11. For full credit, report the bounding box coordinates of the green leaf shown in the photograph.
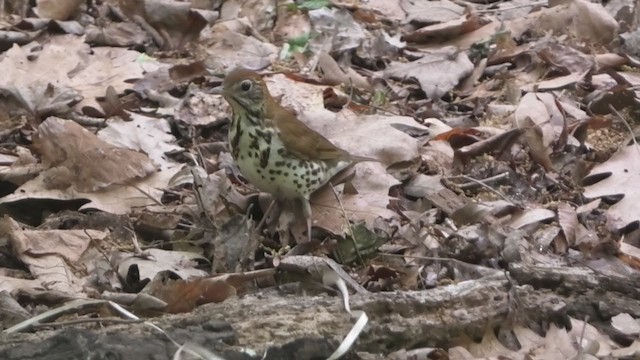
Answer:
[372,89,388,108]
[298,0,331,10]
[332,222,388,265]
[288,33,310,48]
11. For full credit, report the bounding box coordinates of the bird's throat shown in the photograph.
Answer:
[228,102,275,158]
[227,96,264,125]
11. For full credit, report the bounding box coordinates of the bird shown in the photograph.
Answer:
[209,68,373,240]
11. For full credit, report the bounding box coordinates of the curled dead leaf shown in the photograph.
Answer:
[33,117,158,192]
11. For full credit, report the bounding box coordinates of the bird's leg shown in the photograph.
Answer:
[256,198,277,232]
[301,197,313,242]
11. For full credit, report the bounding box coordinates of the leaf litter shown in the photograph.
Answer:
[0,0,639,359]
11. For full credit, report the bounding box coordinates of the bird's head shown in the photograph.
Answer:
[209,68,270,118]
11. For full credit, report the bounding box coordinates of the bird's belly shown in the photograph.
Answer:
[235,152,300,199]
[231,127,329,199]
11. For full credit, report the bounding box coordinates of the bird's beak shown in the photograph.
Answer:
[207,86,223,95]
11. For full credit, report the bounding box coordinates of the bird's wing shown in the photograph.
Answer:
[269,105,348,161]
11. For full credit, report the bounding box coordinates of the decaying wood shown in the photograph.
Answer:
[509,263,640,319]
[0,275,569,359]
[4,263,639,359]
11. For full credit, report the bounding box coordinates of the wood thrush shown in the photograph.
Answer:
[210,68,373,239]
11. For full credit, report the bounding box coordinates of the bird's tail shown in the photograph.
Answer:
[350,155,379,163]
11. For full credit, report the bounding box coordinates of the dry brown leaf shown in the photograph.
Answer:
[0,162,180,214]
[511,326,545,351]
[69,46,148,115]
[506,0,619,45]
[309,183,398,236]
[0,37,84,119]
[447,346,475,360]
[273,2,311,42]
[522,124,555,172]
[400,0,464,24]
[266,73,325,113]
[505,208,556,229]
[456,128,524,160]
[308,8,366,54]
[219,0,276,34]
[85,22,149,47]
[211,213,260,273]
[611,341,640,358]
[203,27,278,71]
[0,35,150,120]
[317,53,372,90]
[567,317,616,358]
[142,269,276,313]
[583,144,640,230]
[115,248,209,286]
[514,94,558,171]
[557,203,578,246]
[32,117,158,192]
[515,93,564,150]
[0,216,108,295]
[611,313,640,336]
[620,242,640,266]
[422,140,455,175]
[617,71,640,99]
[536,41,594,75]
[525,69,591,92]
[97,113,181,167]
[466,327,520,357]
[429,1,617,55]
[118,0,215,50]
[454,321,615,359]
[0,275,43,294]
[404,174,446,198]
[420,21,501,52]
[403,14,489,44]
[532,324,580,359]
[144,273,237,313]
[383,47,474,99]
[356,0,406,22]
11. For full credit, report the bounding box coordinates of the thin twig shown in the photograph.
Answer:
[132,14,164,48]
[4,299,108,334]
[352,98,402,117]
[378,252,464,263]
[31,317,144,330]
[344,77,355,110]
[449,172,510,190]
[84,229,118,275]
[67,113,107,128]
[329,183,364,266]
[131,184,163,206]
[124,226,144,255]
[255,199,276,232]
[609,104,640,156]
[576,314,589,358]
[191,167,216,228]
[475,1,548,13]
[447,174,512,202]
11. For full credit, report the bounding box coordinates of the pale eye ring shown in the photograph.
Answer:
[240,80,252,92]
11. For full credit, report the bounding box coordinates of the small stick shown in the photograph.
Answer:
[31,317,144,330]
[329,183,364,266]
[609,104,640,155]
[447,173,512,202]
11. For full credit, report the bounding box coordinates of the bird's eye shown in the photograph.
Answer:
[240,80,252,92]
